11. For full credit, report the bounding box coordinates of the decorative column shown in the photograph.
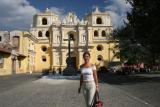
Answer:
[87,27,92,46]
[51,49,56,70]
[78,49,84,67]
[61,49,67,69]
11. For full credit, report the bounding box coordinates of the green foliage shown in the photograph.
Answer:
[113,0,160,65]
[112,24,146,64]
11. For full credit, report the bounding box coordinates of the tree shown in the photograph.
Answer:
[112,24,146,64]
[127,0,160,65]
[113,0,160,66]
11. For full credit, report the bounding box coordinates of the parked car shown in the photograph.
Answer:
[108,61,122,74]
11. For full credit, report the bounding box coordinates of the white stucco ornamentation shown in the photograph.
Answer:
[63,12,80,25]
[28,7,117,71]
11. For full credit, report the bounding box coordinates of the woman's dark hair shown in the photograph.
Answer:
[83,51,90,58]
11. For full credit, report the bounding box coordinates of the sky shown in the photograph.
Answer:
[0,0,131,31]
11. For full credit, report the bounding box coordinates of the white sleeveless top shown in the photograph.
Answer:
[80,65,96,81]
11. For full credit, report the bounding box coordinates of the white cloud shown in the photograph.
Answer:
[0,0,39,30]
[0,0,132,30]
[105,0,132,28]
[50,7,65,20]
[0,0,66,30]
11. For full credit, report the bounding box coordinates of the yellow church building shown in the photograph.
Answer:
[0,7,119,75]
[30,7,119,72]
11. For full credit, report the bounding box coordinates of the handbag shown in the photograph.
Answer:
[91,91,103,107]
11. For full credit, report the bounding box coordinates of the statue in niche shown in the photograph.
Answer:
[82,33,86,42]
[69,13,73,23]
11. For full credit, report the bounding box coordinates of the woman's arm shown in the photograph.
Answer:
[93,65,99,90]
[78,74,83,93]
[78,65,83,93]
[93,70,99,86]
[79,73,83,88]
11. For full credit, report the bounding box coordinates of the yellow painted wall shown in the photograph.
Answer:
[0,53,12,76]
[16,32,27,74]
[34,43,52,72]
[18,58,27,74]
[87,27,120,69]
[90,43,119,68]
[21,36,30,73]
[18,32,37,74]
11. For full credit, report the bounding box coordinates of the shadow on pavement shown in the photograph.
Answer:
[98,72,160,85]
[41,75,80,80]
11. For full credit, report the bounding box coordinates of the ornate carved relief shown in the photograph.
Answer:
[63,12,80,25]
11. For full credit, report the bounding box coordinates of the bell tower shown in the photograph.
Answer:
[85,6,112,26]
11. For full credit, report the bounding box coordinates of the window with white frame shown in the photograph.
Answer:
[96,17,102,24]
[97,45,103,51]
[38,31,42,37]
[12,36,20,48]
[41,46,47,52]
[42,56,47,62]
[102,30,106,37]
[42,18,47,25]
[97,55,103,61]
[45,31,50,37]
[94,30,98,37]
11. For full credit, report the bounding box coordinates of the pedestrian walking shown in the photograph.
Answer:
[78,51,99,107]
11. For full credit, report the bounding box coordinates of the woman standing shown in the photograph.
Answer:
[78,51,99,107]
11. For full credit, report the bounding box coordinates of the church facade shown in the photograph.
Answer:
[30,7,119,72]
[0,7,119,75]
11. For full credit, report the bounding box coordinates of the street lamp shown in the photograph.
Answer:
[63,34,77,76]
[63,34,75,67]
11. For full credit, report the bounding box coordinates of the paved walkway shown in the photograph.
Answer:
[0,76,154,107]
